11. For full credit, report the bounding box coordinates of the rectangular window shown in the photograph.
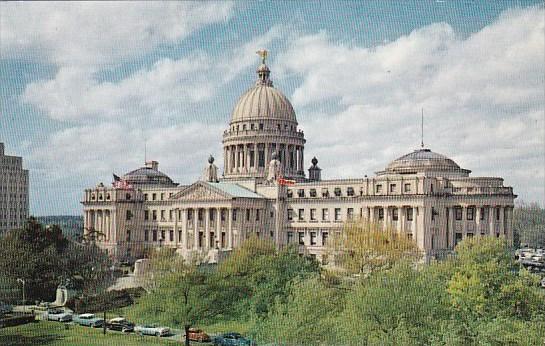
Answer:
[298,232,305,245]
[376,184,383,193]
[407,208,413,221]
[334,208,341,221]
[152,230,157,241]
[250,151,255,167]
[287,209,294,221]
[392,208,398,221]
[161,230,165,240]
[297,189,305,198]
[347,187,355,196]
[160,193,164,201]
[161,210,165,221]
[480,207,485,220]
[198,209,204,221]
[144,194,148,200]
[322,208,329,221]
[322,188,329,197]
[496,207,500,221]
[347,208,354,220]
[258,150,265,167]
[256,209,260,221]
[334,188,342,197]
[310,232,317,245]
[431,207,436,221]
[287,232,293,243]
[152,210,157,221]
[126,210,132,220]
[144,230,149,241]
[322,232,329,246]
[455,207,462,221]
[404,183,411,193]
[310,208,316,221]
[233,209,237,221]
[287,189,293,198]
[467,207,475,221]
[152,193,156,201]
[455,232,463,245]
[126,230,131,242]
[246,209,251,221]
[169,230,174,242]
[378,208,384,220]
[144,210,149,220]
[169,210,174,221]
[390,184,397,193]
[298,209,305,221]
[309,189,317,197]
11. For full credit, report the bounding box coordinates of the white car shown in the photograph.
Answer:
[134,324,170,337]
[46,309,72,322]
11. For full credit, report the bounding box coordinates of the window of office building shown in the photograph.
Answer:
[347,208,354,220]
[322,232,329,246]
[392,208,398,221]
[310,208,316,221]
[467,207,475,221]
[407,208,413,221]
[287,209,294,221]
[347,187,355,196]
[152,230,157,241]
[390,184,397,193]
[144,210,149,220]
[322,188,329,197]
[126,210,132,220]
[169,230,174,242]
[144,230,149,241]
[298,209,305,221]
[376,184,383,193]
[334,187,342,197]
[404,183,411,193]
[287,189,293,198]
[455,207,462,220]
[287,231,293,243]
[297,189,305,198]
[126,230,131,242]
[152,193,156,201]
[334,208,341,221]
[298,232,305,245]
[310,232,317,245]
[322,208,329,221]
[309,189,317,197]
[378,208,384,220]
[152,210,157,221]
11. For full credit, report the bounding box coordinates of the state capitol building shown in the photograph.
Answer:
[82,51,516,263]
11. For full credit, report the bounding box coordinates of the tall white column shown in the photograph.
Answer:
[204,208,210,249]
[193,209,199,250]
[181,209,188,249]
[462,206,467,236]
[228,208,233,248]
[216,208,222,248]
[489,206,495,236]
[499,206,505,236]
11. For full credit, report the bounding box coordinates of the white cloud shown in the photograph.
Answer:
[277,7,544,203]
[1,2,234,66]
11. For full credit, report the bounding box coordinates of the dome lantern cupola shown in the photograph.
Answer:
[256,49,272,86]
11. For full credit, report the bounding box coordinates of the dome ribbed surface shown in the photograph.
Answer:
[386,149,461,172]
[231,84,297,123]
[123,167,174,186]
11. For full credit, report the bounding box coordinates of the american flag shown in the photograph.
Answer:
[112,174,133,190]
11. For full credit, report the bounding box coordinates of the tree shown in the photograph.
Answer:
[340,262,450,345]
[128,248,217,346]
[327,219,421,275]
[0,218,112,302]
[250,276,341,345]
[513,201,545,248]
[216,236,320,318]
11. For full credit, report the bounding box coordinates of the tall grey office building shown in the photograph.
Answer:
[0,143,29,233]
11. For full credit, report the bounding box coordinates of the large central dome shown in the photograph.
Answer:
[230,58,297,124]
[231,84,297,123]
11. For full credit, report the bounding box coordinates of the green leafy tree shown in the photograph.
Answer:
[513,201,545,248]
[0,218,112,301]
[250,276,341,345]
[327,219,421,275]
[128,248,217,346]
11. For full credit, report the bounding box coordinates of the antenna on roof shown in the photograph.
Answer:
[421,107,424,148]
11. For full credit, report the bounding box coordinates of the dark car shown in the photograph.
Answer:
[213,332,255,346]
[106,317,135,333]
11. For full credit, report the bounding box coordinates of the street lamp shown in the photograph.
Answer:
[16,278,25,312]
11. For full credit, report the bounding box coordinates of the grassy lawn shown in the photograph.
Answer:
[0,321,179,346]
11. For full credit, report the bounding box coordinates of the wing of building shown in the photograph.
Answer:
[82,52,516,263]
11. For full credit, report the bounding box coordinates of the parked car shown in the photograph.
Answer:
[73,313,104,327]
[0,302,13,315]
[46,308,72,322]
[213,333,256,346]
[106,317,135,333]
[541,277,545,288]
[134,324,170,337]
[186,328,210,342]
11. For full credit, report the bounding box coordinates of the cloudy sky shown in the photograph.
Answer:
[1,1,543,215]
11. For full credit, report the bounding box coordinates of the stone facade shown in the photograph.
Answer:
[82,52,516,262]
[0,143,29,233]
